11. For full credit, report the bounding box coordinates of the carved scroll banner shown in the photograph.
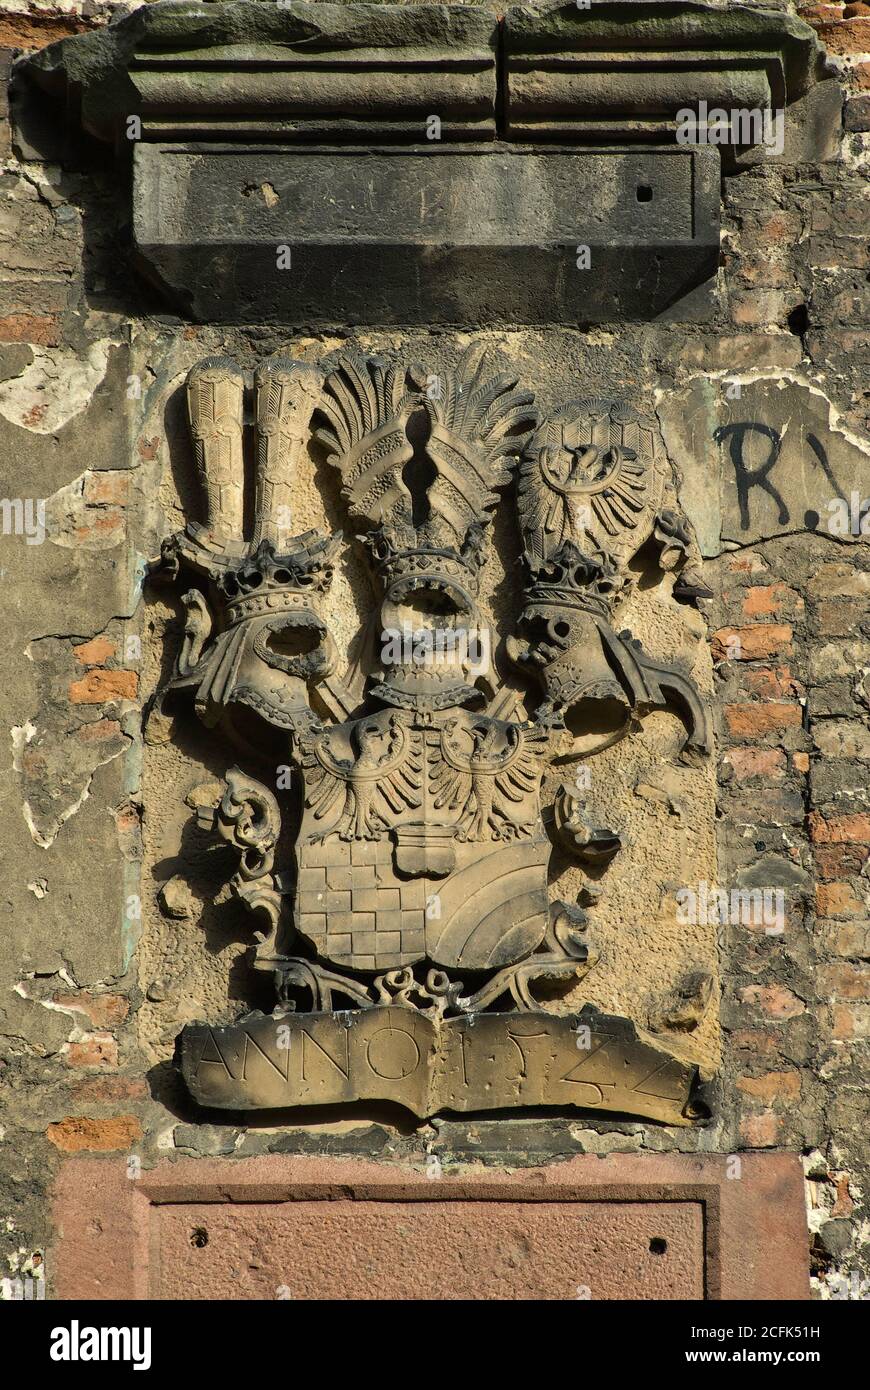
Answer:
[180,1006,706,1125]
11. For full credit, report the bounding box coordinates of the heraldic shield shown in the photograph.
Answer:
[295,707,554,973]
[155,345,713,1123]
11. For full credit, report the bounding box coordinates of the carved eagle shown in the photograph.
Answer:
[297,714,424,840]
[517,398,666,565]
[431,717,552,841]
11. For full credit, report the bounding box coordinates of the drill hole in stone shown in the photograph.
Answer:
[636,185,654,203]
[190,1227,209,1249]
[788,303,809,336]
[649,1237,668,1255]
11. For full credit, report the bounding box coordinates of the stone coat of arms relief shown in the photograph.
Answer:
[151,347,713,1124]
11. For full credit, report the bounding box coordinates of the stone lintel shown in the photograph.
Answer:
[133,144,720,325]
[16,1,842,322]
[22,1,834,149]
[51,1152,811,1300]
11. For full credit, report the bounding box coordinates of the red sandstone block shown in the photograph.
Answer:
[70,1077,148,1104]
[731,291,796,328]
[725,703,803,736]
[49,1153,812,1301]
[741,666,803,700]
[0,313,58,346]
[797,5,844,18]
[723,747,786,781]
[742,585,800,617]
[73,510,126,544]
[69,669,138,704]
[812,17,870,52]
[72,636,116,666]
[814,843,870,878]
[810,811,870,843]
[65,1033,119,1070]
[816,881,867,917]
[0,15,96,47]
[739,1112,782,1147]
[83,473,130,506]
[757,214,793,242]
[728,554,767,573]
[730,1030,782,1058]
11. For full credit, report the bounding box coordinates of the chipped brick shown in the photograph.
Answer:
[53,993,129,1029]
[736,1070,801,1103]
[73,637,116,666]
[46,1116,142,1153]
[711,625,793,662]
[725,703,803,737]
[65,1033,119,1070]
[68,670,138,704]
[818,962,870,999]
[740,1112,782,1147]
[816,881,868,918]
[738,985,806,1019]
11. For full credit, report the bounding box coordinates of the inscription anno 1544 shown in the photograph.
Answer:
[152,347,713,1123]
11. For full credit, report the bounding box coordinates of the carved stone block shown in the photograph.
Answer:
[503,1,837,155]
[147,344,716,1121]
[659,375,870,555]
[21,1,840,321]
[132,144,720,325]
[51,1154,811,1300]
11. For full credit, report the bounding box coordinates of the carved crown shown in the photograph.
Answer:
[363,521,487,607]
[525,539,624,617]
[217,534,342,625]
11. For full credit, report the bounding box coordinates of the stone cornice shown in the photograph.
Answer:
[22,1,835,150]
[16,2,841,325]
